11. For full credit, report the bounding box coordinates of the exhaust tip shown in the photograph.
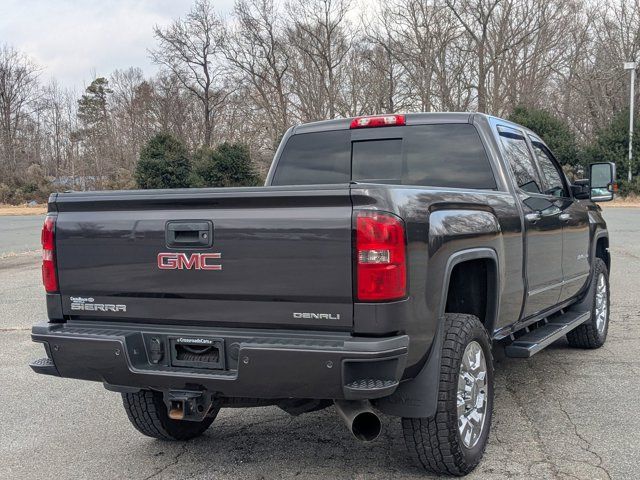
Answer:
[351,410,382,442]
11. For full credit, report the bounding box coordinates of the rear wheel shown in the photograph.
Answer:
[567,258,610,349]
[122,390,218,440]
[402,313,494,476]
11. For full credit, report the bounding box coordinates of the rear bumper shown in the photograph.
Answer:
[31,321,409,400]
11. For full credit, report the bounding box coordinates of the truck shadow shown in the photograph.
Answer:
[131,341,596,479]
[138,405,429,479]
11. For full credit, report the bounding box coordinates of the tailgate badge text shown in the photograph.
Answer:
[70,296,127,313]
[293,312,341,320]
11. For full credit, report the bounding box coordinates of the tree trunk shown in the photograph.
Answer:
[477,43,487,113]
[204,103,212,147]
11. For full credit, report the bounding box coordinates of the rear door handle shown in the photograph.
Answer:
[166,221,213,248]
[559,213,571,222]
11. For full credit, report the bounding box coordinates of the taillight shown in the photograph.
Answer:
[350,114,405,129]
[41,214,58,292]
[355,211,407,301]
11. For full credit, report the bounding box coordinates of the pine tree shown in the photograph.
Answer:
[77,77,112,130]
[74,77,114,188]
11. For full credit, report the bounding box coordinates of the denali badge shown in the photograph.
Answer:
[70,296,126,312]
[293,312,341,320]
[157,252,222,270]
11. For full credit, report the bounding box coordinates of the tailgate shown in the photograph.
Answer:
[52,186,354,330]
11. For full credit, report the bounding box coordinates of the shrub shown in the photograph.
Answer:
[0,183,12,204]
[617,177,640,197]
[106,167,136,190]
[0,165,55,204]
[191,142,261,188]
[135,133,191,189]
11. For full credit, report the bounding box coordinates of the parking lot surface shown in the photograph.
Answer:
[1,209,638,479]
[0,216,42,257]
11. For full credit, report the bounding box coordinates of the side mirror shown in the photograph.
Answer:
[589,162,616,202]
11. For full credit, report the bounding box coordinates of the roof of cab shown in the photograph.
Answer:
[290,112,539,141]
[290,112,501,135]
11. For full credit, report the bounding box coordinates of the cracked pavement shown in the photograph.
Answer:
[1,209,638,479]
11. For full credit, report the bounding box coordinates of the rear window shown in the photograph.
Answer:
[272,124,496,190]
[352,139,402,182]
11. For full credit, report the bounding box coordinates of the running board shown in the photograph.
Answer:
[504,310,590,358]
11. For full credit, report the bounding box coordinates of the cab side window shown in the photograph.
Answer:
[529,140,568,198]
[498,130,541,194]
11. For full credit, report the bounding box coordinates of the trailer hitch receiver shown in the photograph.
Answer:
[164,390,213,422]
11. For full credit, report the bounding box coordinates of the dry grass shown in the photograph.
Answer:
[0,203,47,216]
[603,195,640,208]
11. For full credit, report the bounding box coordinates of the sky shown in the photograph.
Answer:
[0,0,235,91]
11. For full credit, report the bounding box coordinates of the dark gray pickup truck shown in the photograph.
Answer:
[31,113,615,476]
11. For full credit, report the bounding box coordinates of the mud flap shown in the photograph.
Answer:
[567,263,597,315]
[373,319,444,418]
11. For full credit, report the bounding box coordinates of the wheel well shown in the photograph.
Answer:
[445,258,497,333]
[595,236,610,270]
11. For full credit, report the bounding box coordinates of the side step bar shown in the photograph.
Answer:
[505,310,590,358]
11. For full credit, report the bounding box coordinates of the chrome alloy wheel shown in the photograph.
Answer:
[457,341,488,449]
[595,273,608,334]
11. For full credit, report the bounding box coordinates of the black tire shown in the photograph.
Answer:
[402,313,494,476]
[567,258,610,349]
[121,390,218,440]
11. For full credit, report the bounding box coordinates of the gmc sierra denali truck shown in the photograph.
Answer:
[30,113,614,476]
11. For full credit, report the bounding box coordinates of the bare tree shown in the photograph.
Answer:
[111,67,157,171]
[579,0,640,132]
[445,0,547,114]
[41,80,67,177]
[369,0,470,112]
[487,0,568,115]
[286,0,354,121]
[150,0,227,147]
[0,44,41,176]
[223,0,291,148]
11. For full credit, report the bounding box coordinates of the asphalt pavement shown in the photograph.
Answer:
[1,209,639,479]
[0,215,43,256]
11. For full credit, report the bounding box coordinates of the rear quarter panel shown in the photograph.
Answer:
[351,186,524,372]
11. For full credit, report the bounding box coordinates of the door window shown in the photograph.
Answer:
[498,130,541,194]
[530,140,568,198]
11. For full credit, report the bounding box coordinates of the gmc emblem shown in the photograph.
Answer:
[157,252,222,270]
